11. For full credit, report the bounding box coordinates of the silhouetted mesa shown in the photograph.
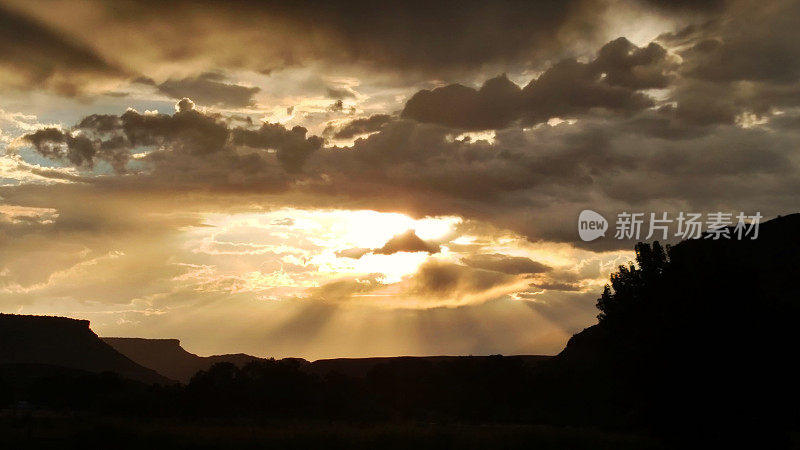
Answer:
[102,337,266,383]
[0,314,174,384]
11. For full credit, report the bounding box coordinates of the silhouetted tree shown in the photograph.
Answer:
[567,218,800,445]
[596,241,668,325]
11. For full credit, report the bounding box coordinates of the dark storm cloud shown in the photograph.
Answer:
[374,230,440,255]
[156,73,261,108]
[323,114,393,140]
[0,0,613,91]
[591,38,674,89]
[2,0,780,104]
[653,0,800,125]
[0,3,125,95]
[401,38,673,130]
[402,76,522,130]
[461,254,551,275]
[336,230,439,259]
[398,0,800,133]
[24,127,130,172]
[669,3,800,85]
[20,99,322,187]
[308,118,626,204]
[289,0,588,70]
[232,123,323,174]
[134,0,598,72]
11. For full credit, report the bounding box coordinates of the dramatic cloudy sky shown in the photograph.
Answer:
[1,0,798,358]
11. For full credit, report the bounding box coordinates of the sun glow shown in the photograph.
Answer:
[186,209,463,295]
[174,207,624,309]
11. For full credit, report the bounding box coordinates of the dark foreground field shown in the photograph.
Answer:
[1,415,667,450]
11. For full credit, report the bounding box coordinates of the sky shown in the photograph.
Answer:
[1,0,799,359]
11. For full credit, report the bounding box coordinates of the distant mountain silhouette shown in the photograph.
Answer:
[102,337,266,382]
[102,338,551,382]
[0,314,174,384]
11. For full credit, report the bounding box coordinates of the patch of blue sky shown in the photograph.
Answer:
[15,146,66,169]
[126,157,148,172]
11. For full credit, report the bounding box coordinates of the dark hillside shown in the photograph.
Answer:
[548,214,800,443]
[0,314,173,384]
